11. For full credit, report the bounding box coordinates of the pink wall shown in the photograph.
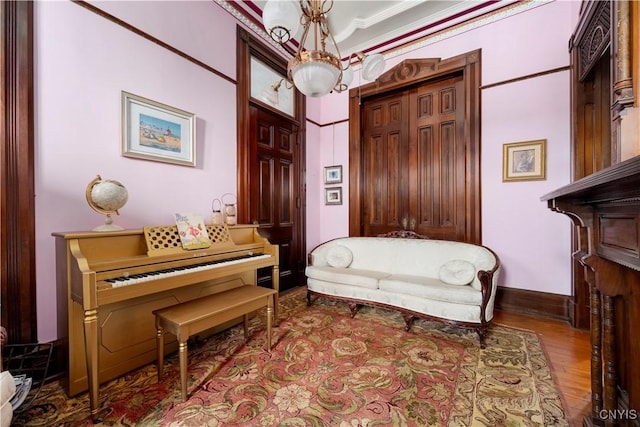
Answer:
[307,1,578,295]
[34,0,579,343]
[35,1,240,342]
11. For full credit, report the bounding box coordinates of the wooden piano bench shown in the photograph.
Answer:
[152,285,277,401]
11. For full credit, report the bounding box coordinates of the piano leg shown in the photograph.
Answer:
[83,307,101,422]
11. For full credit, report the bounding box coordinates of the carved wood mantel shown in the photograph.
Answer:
[542,156,640,427]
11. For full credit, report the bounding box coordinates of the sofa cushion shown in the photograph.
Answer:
[305,265,389,289]
[325,245,353,268]
[379,274,483,305]
[439,259,476,286]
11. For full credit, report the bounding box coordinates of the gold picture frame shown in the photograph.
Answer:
[502,139,546,182]
[122,91,196,167]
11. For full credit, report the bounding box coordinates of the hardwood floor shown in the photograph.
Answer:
[493,309,591,427]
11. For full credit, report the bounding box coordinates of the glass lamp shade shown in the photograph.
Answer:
[262,0,300,44]
[361,53,386,81]
[260,85,279,107]
[340,63,354,89]
[289,51,341,97]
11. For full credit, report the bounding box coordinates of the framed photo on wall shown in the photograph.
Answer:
[324,165,343,184]
[122,91,196,167]
[325,187,342,205]
[502,139,546,181]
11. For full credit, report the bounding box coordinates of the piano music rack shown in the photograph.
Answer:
[143,224,235,256]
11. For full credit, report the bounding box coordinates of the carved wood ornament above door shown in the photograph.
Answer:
[348,50,482,244]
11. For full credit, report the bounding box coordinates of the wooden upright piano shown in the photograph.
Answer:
[542,157,640,427]
[53,223,279,420]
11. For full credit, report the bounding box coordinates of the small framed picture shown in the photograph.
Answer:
[122,91,196,167]
[325,187,342,205]
[503,139,546,181]
[324,165,343,184]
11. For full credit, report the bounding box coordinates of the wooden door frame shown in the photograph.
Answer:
[348,50,482,244]
[236,27,306,222]
[1,0,38,343]
[235,27,307,281]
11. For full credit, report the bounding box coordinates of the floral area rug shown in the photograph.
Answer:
[12,286,568,426]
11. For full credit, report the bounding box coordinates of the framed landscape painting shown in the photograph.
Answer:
[121,91,196,167]
[502,139,546,181]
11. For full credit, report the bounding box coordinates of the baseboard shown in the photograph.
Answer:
[495,286,570,322]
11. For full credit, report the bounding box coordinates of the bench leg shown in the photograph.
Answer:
[179,340,188,401]
[156,326,164,381]
[243,314,249,340]
[266,296,273,352]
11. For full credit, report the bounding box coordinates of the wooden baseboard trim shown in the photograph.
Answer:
[495,286,570,322]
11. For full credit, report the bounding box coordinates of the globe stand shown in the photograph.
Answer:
[93,214,124,232]
[86,174,128,232]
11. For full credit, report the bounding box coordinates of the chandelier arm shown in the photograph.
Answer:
[320,0,333,14]
[300,1,313,20]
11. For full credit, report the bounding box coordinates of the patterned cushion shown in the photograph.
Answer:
[326,245,353,268]
[438,259,476,286]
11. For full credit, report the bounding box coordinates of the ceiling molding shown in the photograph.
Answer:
[216,0,552,66]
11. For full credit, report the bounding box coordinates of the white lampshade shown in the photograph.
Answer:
[260,85,279,107]
[290,57,341,97]
[362,53,386,81]
[341,62,354,88]
[262,0,300,44]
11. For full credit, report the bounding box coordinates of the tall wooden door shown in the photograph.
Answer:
[249,105,304,291]
[362,75,466,241]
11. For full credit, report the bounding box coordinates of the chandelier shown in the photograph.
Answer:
[262,0,386,97]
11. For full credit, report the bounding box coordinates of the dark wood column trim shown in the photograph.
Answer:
[1,0,37,343]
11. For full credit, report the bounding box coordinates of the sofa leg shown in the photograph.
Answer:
[477,326,488,349]
[306,291,312,306]
[402,314,415,332]
[348,303,360,317]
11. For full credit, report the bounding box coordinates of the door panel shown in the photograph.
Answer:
[410,75,465,240]
[250,106,300,291]
[362,93,409,235]
[257,155,273,224]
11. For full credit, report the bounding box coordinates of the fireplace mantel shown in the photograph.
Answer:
[542,156,640,426]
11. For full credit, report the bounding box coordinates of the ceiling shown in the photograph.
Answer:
[221,0,520,58]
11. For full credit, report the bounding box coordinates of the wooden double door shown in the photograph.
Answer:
[351,53,481,244]
[361,75,466,240]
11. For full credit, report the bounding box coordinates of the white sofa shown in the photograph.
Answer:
[0,371,15,427]
[305,236,501,347]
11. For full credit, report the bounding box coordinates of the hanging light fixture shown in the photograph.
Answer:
[262,0,386,97]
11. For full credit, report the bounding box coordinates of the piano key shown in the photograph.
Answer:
[105,253,272,287]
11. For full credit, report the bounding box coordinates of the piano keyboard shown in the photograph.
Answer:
[105,253,271,287]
